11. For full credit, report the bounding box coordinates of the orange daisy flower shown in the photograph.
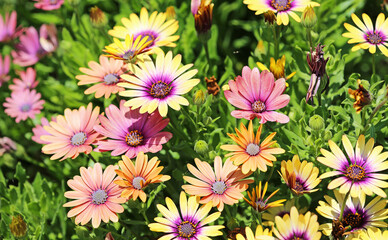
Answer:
[221,120,285,174]
[182,156,253,211]
[76,55,127,99]
[244,181,286,212]
[114,152,170,202]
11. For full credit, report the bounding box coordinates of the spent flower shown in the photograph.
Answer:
[348,79,371,113]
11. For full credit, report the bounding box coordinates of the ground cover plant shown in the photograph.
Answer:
[1,0,388,239]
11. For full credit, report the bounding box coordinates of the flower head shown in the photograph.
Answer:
[263,10,277,25]
[221,121,285,174]
[109,8,179,53]
[343,13,388,57]
[41,103,101,161]
[273,207,321,240]
[0,54,11,87]
[3,89,44,123]
[76,55,127,99]
[348,79,371,113]
[256,55,296,84]
[0,11,21,42]
[9,215,27,238]
[0,137,17,156]
[243,0,320,25]
[192,0,214,36]
[63,163,126,228]
[262,198,308,226]
[182,157,253,211]
[166,6,176,20]
[244,181,286,212]
[94,100,172,158]
[90,6,107,27]
[114,152,170,202]
[103,35,152,63]
[279,155,321,196]
[205,76,220,95]
[318,135,388,198]
[34,0,64,10]
[236,226,274,240]
[316,190,388,236]
[301,5,317,28]
[10,67,39,92]
[32,116,56,144]
[360,228,388,240]
[224,66,290,123]
[148,191,224,239]
[118,51,199,117]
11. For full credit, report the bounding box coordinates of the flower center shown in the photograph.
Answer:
[122,51,135,60]
[125,130,143,147]
[343,212,362,229]
[150,81,171,99]
[50,0,58,4]
[20,104,31,113]
[255,200,266,210]
[252,100,266,113]
[366,32,383,45]
[103,74,119,85]
[140,33,157,46]
[70,132,87,146]
[212,181,227,194]
[91,189,108,205]
[178,221,196,238]
[246,143,260,156]
[345,165,366,181]
[132,176,146,190]
[294,180,305,192]
[271,0,291,11]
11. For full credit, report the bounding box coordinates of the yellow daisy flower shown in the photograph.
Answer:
[256,55,296,84]
[236,226,274,240]
[244,181,286,212]
[359,228,388,240]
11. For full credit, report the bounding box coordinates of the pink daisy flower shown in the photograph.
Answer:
[31,116,56,144]
[34,0,64,11]
[224,66,290,124]
[63,163,126,228]
[9,67,39,92]
[94,100,172,158]
[41,103,101,161]
[182,156,254,211]
[76,55,127,99]
[0,11,21,42]
[3,89,44,123]
[0,54,11,87]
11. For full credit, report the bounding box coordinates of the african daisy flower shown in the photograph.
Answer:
[221,120,285,174]
[243,0,320,25]
[63,163,126,228]
[236,226,274,240]
[0,54,10,87]
[273,207,321,240]
[108,7,179,53]
[32,116,56,144]
[318,134,388,198]
[343,13,388,57]
[279,155,321,196]
[3,89,44,123]
[41,103,101,161]
[0,11,20,42]
[262,198,307,226]
[182,157,253,211]
[94,100,172,158]
[76,55,127,99]
[316,189,388,236]
[359,228,388,240]
[224,66,290,123]
[244,181,286,212]
[256,55,296,84]
[118,51,200,117]
[9,67,39,92]
[103,35,151,63]
[34,0,64,11]
[148,191,224,239]
[114,152,170,202]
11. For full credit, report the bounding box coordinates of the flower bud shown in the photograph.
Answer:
[193,0,214,41]
[90,6,108,28]
[193,89,206,105]
[208,150,217,160]
[9,215,27,238]
[166,6,176,20]
[323,131,332,141]
[301,5,317,28]
[194,140,209,155]
[263,10,276,25]
[309,114,325,131]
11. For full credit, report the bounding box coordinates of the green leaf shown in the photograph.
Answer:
[14,162,26,186]
[32,13,62,24]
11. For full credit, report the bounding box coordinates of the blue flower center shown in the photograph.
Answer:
[20,104,31,113]
[103,74,119,85]
[346,164,365,181]
[178,221,196,238]
[125,130,143,147]
[150,81,171,98]
[71,132,87,146]
[212,181,227,194]
[252,100,266,113]
[246,143,260,156]
[271,0,291,11]
[366,32,383,45]
[91,189,108,205]
[132,176,145,190]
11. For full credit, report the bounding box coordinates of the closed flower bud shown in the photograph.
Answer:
[208,150,217,160]
[301,5,317,28]
[9,215,27,238]
[166,6,176,20]
[309,114,325,131]
[348,79,371,113]
[194,140,209,155]
[263,10,276,25]
[192,0,214,41]
[323,130,332,141]
[193,89,206,105]
[90,6,108,28]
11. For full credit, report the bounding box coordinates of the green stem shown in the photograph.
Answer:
[372,54,376,76]
[86,153,97,162]
[257,211,262,225]
[266,165,275,182]
[273,26,279,59]
[339,182,353,222]
[203,41,211,73]
[307,27,313,50]
[362,97,388,135]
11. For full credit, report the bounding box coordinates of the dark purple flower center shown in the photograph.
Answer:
[50,0,58,5]
[20,104,31,113]
[137,32,158,47]
[343,212,362,229]
[366,32,383,45]
[294,180,305,192]
[178,221,196,238]
[255,200,267,210]
[150,81,171,98]
[103,74,119,85]
[271,0,291,11]
[71,132,87,146]
[252,100,266,113]
[212,181,227,194]
[91,189,108,205]
[122,50,135,60]
[345,164,365,181]
[125,130,143,147]
[246,143,260,156]
[132,176,145,190]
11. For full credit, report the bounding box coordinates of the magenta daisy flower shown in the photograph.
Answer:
[9,67,39,92]
[3,89,44,123]
[34,0,64,11]
[0,54,11,87]
[63,163,126,228]
[94,100,172,158]
[224,66,290,124]
[0,11,21,42]
[32,117,56,144]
